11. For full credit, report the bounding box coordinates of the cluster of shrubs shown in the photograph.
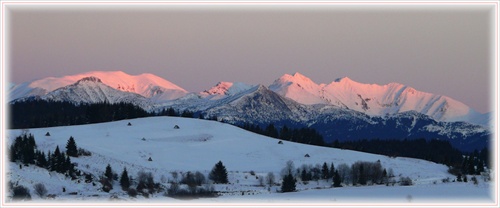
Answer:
[100,161,228,198]
[99,164,162,198]
[279,160,412,193]
[166,171,216,198]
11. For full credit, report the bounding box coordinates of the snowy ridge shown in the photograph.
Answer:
[24,76,154,110]
[8,71,490,128]
[9,71,188,101]
[269,73,489,126]
[269,72,330,105]
[202,85,312,124]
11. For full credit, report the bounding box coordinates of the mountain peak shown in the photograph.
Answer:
[75,76,102,84]
[201,81,254,99]
[203,82,234,95]
[282,72,316,84]
[292,72,309,79]
[334,76,354,83]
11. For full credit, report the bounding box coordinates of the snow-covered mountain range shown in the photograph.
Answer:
[269,73,489,126]
[9,71,490,126]
[9,71,188,102]
[8,71,492,152]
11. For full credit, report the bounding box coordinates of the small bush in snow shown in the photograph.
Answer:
[33,183,47,198]
[258,176,265,186]
[167,182,180,195]
[471,176,479,185]
[100,178,113,192]
[77,148,91,156]
[12,185,31,201]
[127,188,138,198]
[399,177,413,186]
[266,172,276,187]
[442,177,450,183]
[137,171,157,194]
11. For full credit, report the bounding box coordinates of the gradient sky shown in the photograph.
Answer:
[6,4,495,113]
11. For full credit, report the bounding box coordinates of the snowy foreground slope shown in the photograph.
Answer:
[5,117,494,205]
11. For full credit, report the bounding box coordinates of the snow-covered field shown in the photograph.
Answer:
[4,116,496,206]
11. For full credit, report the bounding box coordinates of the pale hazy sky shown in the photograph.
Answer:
[6,4,495,113]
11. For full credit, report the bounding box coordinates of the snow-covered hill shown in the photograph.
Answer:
[5,117,493,204]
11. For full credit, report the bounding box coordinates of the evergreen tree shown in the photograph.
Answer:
[476,160,485,174]
[358,164,366,185]
[321,162,329,180]
[333,170,342,187]
[120,168,130,191]
[333,139,340,148]
[461,156,470,174]
[209,161,228,184]
[382,168,388,183]
[36,151,47,168]
[23,134,36,164]
[51,146,61,172]
[264,124,279,138]
[65,155,74,176]
[281,172,296,192]
[467,157,476,175]
[57,152,66,173]
[105,164,113,181]
[279,125,290,140]
[66,136,78,157]
[47,150,52,170]
[301,169,309,182]
[329,163,335,179]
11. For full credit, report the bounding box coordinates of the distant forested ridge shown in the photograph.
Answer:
[9,99,150,129]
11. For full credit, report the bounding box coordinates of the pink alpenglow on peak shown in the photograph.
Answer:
[269,73,328,105]
[9,71,188,101]
[268,73,485,125]
[201,81,255,100]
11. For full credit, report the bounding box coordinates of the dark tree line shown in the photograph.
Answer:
[156,107,195,118]
[330,138,464,168]
[240,123,324,146]
[459,148,489,175]
[9,100,150,129]
[9,100,200,129]
[280,160,392,193]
